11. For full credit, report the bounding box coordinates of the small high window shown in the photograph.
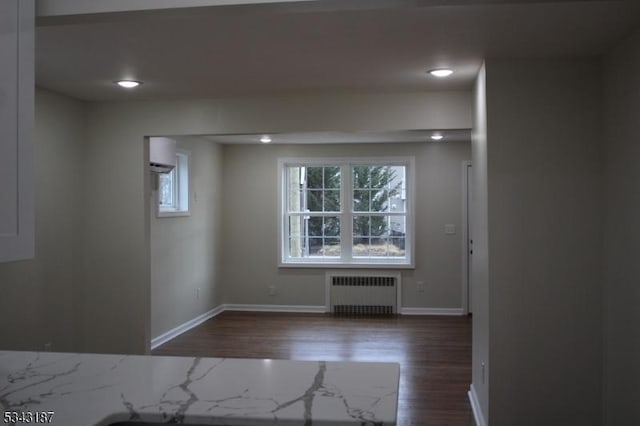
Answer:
[158,151,190,217]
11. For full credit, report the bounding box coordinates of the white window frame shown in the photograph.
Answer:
[278,157,415,268]
[157,150,190,218]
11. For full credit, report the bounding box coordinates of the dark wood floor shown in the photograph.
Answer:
[152,311,473,426]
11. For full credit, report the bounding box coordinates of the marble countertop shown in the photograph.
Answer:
[0,351,399,425]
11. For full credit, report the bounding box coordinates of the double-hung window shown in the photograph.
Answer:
[279,157,414,267]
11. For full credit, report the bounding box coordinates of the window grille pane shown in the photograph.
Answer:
[389,193,405,213]
[287,166,304,212]
[388,238,405,257]
[308,237,324,255]
[307,190,323,211]
[306,167,324,188]
[289,237,304,258]
[324,216,340,237]
[323,237,341,256]
[370,189,389,212]
[352,215,406,258]
[324,190,340,211]
[390,216,406,235]
[352,165,405,213]
[353,238,371,257]
[324,166,341,188]
[352,166,370,188]
[287,165,341,213]
[288,190,302,212]
[388,165,406,212]
[353,190,370,212]
[370,216,388,236]
[352,216,370,238]
[352,237,406,258]
[288,215,341,258]
[307,216,324,237]
[159,169,176,208]
[288,216,304,238]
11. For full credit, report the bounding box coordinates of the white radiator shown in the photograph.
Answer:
[327,273,400,315]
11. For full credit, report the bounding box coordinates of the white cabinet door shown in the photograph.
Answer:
[0,0,34,262]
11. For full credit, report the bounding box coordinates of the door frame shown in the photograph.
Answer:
[462,160,472,314]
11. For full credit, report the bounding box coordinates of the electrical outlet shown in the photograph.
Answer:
[268,285,277,296]
[416,281,425,292]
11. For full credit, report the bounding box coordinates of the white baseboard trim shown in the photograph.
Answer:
[400,307,465,315]
[150,305,224,350]
[468,384,487,426]
[224,304,327,314]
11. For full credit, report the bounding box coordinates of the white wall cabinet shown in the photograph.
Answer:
[0,0,34,262]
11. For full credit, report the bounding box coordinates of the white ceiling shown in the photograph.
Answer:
[33,0,640,145]
[36,0,640,102]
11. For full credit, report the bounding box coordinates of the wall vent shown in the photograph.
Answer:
[327,273,400,316]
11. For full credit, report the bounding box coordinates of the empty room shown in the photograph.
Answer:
[1,1,640,426]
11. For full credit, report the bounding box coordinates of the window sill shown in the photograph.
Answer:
[279,261,414,269]
[157,210,191,218]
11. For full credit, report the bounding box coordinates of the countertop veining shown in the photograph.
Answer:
[0,351,399,425]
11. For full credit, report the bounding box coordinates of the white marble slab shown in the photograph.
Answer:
[0,351,399,425]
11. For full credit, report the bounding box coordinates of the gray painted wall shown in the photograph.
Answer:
[0,89,85,351]
[602,27,640,426]
[78,91,471,354]
[150,137,223,338]
[485,58,603,426]
[219,141,470,308]
[470,62,489,423]
[78,103,152,354]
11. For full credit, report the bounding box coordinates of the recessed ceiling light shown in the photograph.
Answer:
[427,69,454,78]
[115,80,142,88]
[260,135,272,144]
[431,134,444,141]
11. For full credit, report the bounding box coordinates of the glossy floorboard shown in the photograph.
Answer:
[152,312,474,426]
